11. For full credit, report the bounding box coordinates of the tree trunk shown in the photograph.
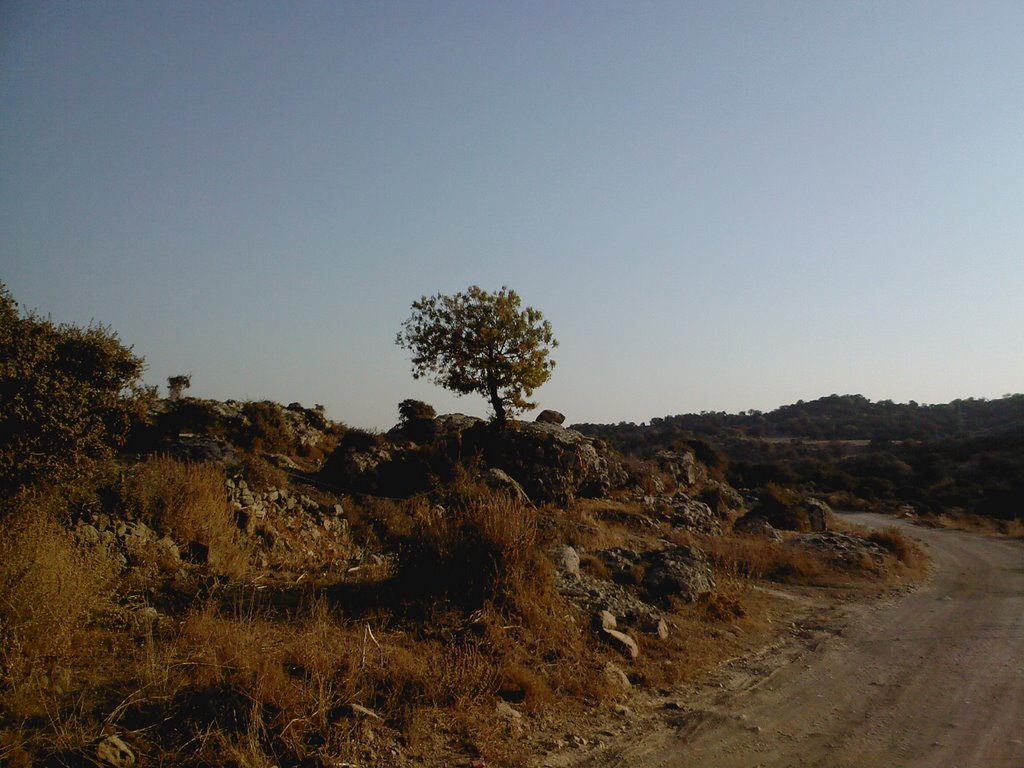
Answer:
[488,382,507,427]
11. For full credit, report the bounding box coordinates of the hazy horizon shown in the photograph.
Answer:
[3,2,1022,429]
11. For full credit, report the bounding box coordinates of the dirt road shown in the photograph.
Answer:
[551,513,1024,768]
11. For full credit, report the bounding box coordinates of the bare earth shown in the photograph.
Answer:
[543,513,1024,768]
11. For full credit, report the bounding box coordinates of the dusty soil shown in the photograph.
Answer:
[536,513,1024,768]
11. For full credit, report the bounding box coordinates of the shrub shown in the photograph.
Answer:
[398,399,438,443]
[746,483,811,531]
[238,400,292,453]
[867,527,921,566]
[0,283,152,497]
[233,453,288,491]
[395,486,545,614]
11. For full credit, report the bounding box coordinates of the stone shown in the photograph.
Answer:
[603,662,632,690]
[495,700,523,729]
[95,734,135,768]
[664,495,722,535]
[535,409,566,425]
[597,610,617,631]
[804,498,832,532]
[654,450,706,489]
[264,453,301,470]
[602,628,639,659]
[78,523,100,545]
[482,467,530,501]
[156,536,180,561]
[553,545,581,579]
[734,516,783,540]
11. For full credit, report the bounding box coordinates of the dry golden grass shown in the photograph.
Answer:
[119,456,250,577]
[926,511,1024,539]
[0,496,117,670]
[682,532,827,582]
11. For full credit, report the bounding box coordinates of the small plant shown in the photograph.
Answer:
[167,373,191,400]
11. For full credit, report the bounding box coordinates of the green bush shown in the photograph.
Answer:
[0,283,152,497]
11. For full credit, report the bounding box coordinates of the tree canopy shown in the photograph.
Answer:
[0,283,153,496]
[396,286,557,425]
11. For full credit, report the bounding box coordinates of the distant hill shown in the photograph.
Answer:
[575,394,1024,522]
[575,393,1024,454]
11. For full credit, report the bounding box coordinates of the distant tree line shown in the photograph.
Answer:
[575,394,1024,521]
[575,393,1024,450]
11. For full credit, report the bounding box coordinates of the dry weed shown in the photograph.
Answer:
[119,457,250,577]
[0,497,117,669]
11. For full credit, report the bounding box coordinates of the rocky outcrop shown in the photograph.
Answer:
[160,434,238,464]
[649,493,723,535]
[596,544,715,605]
[655,450,707,489]
[325,414,629,503]
[788,531,887,566]
[144,398,332,457]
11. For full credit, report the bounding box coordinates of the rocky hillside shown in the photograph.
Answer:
[1,393,924,768]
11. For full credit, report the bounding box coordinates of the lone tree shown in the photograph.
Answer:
[167,373,191,400]
[396,286,557,426]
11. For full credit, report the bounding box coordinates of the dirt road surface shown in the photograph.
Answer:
[548,513,1024,768]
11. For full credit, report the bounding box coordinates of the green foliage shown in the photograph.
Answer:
[0,283,153,496]
[396,286,557,425]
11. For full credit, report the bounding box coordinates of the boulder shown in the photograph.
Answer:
[535,409,566,425]
[641,545,715,604]
[803,498,832,532]
[736,489,833,533]
[733,516,783,541]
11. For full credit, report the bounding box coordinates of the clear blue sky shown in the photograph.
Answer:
[2,2,1022,429]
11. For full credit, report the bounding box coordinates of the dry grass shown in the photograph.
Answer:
[683,532,828,582]
[0,495,117,671]
[119,456,250,577]
[926,511,1024,539]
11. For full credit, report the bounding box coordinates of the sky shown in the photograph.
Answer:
[2,1,1022,429]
